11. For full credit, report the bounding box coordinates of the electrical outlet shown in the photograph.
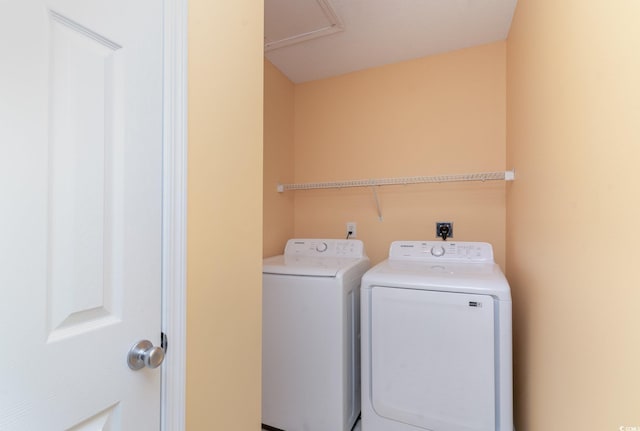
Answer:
[436,222,453,240]
[346,222,357,238]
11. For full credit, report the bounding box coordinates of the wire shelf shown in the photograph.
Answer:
[277,170,514,192]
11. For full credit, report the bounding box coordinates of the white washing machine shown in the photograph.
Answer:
[262,238,370,431]
[361,241,513,431]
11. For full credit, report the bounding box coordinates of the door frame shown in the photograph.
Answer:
[161,0,188,429]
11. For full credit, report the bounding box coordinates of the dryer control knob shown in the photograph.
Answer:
[430,246,445,257]
[315,242,328,252]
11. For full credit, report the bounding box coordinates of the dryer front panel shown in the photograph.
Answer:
[369,286,496,431]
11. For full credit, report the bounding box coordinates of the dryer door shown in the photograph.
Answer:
[370,286,495,431]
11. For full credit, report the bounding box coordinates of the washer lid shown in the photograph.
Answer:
[263,255,363,277]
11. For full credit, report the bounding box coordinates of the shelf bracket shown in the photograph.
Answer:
[371,186,383,221]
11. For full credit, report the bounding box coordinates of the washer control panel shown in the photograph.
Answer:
[389,241,494,262]
[284,239,365,258]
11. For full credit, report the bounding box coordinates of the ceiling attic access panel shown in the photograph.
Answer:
[264,0,344,51]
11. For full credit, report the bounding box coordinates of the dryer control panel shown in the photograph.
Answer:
[389,241,494,263]
[284,239,365,258]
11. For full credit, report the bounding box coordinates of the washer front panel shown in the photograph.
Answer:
[370,286,496,431]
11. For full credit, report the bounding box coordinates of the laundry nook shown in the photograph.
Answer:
[261,0,640,430]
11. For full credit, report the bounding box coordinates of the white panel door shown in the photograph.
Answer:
[370,287,495,431]
[0,0,163,429]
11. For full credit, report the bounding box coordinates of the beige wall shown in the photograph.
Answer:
[293,42,507,266]
[187,0,263,429]
[263,60,295,257]
[506,0,640,429]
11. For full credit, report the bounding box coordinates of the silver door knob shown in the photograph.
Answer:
[127,339,165,370]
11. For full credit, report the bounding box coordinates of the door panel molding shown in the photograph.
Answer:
[161,0,188,430]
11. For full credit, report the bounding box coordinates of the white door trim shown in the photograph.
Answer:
[161,0,188,429]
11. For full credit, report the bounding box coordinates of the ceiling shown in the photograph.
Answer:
[265,0,517,83]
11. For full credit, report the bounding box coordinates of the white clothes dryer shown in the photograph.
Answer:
[262,239,370,431]
[361,241,513,431]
